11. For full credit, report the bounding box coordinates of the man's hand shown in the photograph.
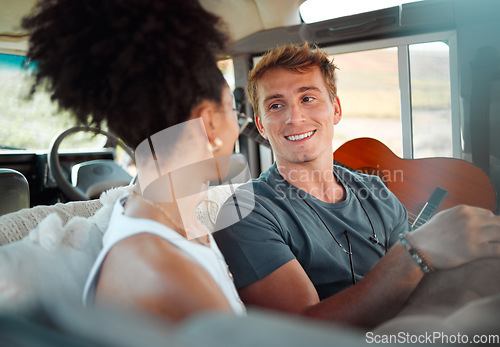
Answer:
[408,205,500,270]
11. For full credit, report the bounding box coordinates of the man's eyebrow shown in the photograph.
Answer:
[263,87,322,104]
[263,94,283,105]
[297,86,321,93]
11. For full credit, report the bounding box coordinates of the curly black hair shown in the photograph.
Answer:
[22,0,228,148]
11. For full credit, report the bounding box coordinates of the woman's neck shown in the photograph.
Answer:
[125,185,210,243]
[129,147,215,243]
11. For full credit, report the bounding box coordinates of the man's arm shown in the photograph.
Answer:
[238,205,500,328]
[239,241,421,328]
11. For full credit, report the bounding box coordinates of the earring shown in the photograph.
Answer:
[210,137,223,152]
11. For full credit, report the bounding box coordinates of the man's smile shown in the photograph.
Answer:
[284,130,316,142]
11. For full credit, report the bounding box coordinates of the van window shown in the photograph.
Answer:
[217,59,235,91]
[325,31,457,159]
[0,53,238,153]
[409,41,452,158]
[0,53,106,151]
[332,41,453,158]
[332,48,402,155]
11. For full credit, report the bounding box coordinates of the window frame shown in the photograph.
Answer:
[323,30,460,159]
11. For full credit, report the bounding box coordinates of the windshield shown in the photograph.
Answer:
[0,52,106,151]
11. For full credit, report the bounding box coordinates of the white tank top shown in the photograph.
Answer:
[83,195,245,316]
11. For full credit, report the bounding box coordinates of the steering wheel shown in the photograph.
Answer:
[49,126,135,201]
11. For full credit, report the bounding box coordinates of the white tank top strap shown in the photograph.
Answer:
[83,194,245,316]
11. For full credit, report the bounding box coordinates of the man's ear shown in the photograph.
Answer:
[254,113,268,140]
[333,96,342,125]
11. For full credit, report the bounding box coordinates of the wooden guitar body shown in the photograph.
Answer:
[334,138,500,320]
[333,137,496,222]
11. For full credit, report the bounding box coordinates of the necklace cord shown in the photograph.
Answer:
[333,168,388,253]
[291,186,349,254]
[287,167,389,286]
[344,230,356,285]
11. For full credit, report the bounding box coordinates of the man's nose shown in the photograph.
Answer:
[285,104,306,124]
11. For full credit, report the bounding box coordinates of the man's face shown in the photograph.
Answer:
[254,66,341,166]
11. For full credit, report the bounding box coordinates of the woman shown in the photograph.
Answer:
[23,0,244,321]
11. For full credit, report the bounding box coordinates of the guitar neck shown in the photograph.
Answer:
[410,187,448,228]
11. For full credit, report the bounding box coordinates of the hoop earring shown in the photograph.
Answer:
[210,138,223,152]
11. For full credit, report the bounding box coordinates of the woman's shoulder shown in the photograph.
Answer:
[96,233,233,321]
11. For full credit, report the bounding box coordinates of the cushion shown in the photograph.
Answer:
[0,199,103,246]
[0,184,239,313]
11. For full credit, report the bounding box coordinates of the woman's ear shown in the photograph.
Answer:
[191,100,217,141]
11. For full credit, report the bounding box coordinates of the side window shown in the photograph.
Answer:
[218,58,246,155]
[327,33,457,160]
[217,59,235,91]
[332,48,402,156]
[409,41,452,158]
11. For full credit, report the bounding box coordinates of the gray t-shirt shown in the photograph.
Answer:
[214,164,410,299]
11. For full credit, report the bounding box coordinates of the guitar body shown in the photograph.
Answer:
[333,138,496,222]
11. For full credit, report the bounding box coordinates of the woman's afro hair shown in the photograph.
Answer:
[22,0,228,148]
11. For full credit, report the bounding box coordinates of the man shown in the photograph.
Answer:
[214,43,500,328]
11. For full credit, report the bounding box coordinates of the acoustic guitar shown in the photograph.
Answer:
[333,137,497,227]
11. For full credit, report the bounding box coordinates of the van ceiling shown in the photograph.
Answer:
[0,0,306,52]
